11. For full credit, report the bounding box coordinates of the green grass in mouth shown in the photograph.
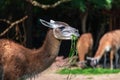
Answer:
[68,35,78,63]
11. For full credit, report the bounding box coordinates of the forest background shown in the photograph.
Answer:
[0,0,119,57]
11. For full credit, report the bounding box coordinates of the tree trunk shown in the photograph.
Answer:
[25,3,33,48]
[109,15,113,31]
[80,12,88,33]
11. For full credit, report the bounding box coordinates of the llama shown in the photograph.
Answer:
[76,33,93,68]
[0,19,79,80]
[87,30,120,69]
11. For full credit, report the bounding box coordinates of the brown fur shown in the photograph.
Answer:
[93,30,120,69]
[76,33,93,67]
[0,30,61,80]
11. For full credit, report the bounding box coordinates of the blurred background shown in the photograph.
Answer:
[0,0,119,57]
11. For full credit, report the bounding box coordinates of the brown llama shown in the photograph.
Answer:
[87,30,120,70]
[0,19,79,80]
[76,33,93,68]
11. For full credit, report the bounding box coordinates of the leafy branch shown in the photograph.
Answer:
[26,0,71,9]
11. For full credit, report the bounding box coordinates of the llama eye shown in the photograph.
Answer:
[59,26,65,30]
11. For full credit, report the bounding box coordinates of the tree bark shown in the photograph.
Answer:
[25,3,33,48]
[80,12,88,33]
[109,15,113,31]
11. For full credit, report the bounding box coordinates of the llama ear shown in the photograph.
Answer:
[40,19,57,28]
[50,20,55,23]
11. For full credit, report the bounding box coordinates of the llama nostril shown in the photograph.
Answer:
[74,30,78,33]
[75,30,79,35]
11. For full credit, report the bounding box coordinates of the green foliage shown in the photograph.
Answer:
[112,0,120,8]
[69,35,77,57]
[58,68,120,75]
[68,35,78,64]
[71,0,86,12]
[71,0,113,12]
[89,0,112,9]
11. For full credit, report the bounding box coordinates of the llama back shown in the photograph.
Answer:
[95,30,120,58]
[77,33,93,59]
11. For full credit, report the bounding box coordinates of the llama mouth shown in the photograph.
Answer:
[63,33,79,37]
[71,35,78,40]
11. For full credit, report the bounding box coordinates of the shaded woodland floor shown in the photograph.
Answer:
[27,56,120,80]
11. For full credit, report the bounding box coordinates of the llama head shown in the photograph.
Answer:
[40,19,79,40]
[87,57,99,68]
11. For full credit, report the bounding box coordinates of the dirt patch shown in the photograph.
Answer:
[27,56,120,80]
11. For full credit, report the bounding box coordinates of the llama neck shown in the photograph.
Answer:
[41,29,61,56]
[94,44,106,62]
[32,30,61,71]
[35,29,61,59]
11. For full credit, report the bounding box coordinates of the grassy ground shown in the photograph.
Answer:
[57,68,120,75]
